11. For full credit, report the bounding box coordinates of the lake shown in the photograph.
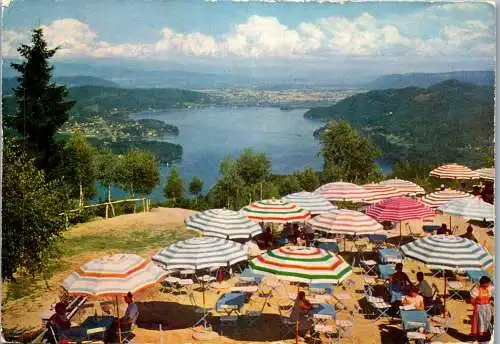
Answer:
[98,106,390,201]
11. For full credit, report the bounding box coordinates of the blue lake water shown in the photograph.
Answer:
[96,106,391,201]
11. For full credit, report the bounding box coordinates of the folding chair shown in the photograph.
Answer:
[367,296,391,322]
[312,323,336,343]
[363,276,377,296]
[42,323,59,344]
[360,259,378,275]
[447,281,464,300]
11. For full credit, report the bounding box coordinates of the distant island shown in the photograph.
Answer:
[306,79,494,167]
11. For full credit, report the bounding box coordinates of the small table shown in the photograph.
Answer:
[368,234,388,249]
[378,264,395,280]
[378,248,403,264]
[276,238,289,247]
[311,303,336,320]
[317,242,340,253]
[400,310,429,332]
[422,225,440,234]
[216,292,246,315]
[79,316,115,340]
[466,270,491,284]
[310,283,334,295]
[239,268,263,284]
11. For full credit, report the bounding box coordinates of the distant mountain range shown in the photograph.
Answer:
[3,58,493,90]
[2,75,119,95]
[306,80,494,167]
[365,71,494,89]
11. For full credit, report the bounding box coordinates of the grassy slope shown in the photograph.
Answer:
[2,208,198,341]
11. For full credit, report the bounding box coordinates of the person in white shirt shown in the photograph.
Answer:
[119,292,139,331]
[416,272,433,307]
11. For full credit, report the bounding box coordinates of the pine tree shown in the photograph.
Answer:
[10,28,75,173]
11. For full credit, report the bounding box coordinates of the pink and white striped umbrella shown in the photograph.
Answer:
[314,182,371,203]
[366,197,436,222]
[307,209,383,236]
[378,178,426,196]
[419,189,474,208]
[429,163,479,180]
[362,183,406,204]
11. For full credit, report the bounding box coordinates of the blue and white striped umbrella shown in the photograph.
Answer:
[185,209,262,239]
[152,237,249,271]
[437,198,494,222]
[401,235,493,271]
[282,192,337,215]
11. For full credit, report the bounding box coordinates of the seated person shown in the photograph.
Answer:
[262,227,275,248]
[292,224,302,244]
[461,224,477,242]
[303,224,315,246]
[416,272,433,307]
[437,223,451,235]
[48,302,85,340]
[284,223,294,241]
[388,263,413,289]
[290,291,313,338]
[402,287,425,310]
[119,292,139,332]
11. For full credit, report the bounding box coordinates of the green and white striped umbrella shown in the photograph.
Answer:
[240,199,311,223]
[249,246,352,284]
[282,192,337,215]
[401,235,494,271]
[437,198,494,222]
[185,209,262,239]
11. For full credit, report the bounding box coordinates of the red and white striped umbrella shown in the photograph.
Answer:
[429,163,479,180]
[366,197,436,222]
[240,199,311,223]
[307,209,383,236]
[362,183,406,204]
[378,178,426,196]
[314,182,371,203]
[419,189,473,208]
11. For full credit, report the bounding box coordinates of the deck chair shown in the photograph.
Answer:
[120,323,136,344]
[406,223,424,240]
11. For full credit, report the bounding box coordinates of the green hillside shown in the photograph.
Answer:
[305,80,494,166]
[67,86,212,117]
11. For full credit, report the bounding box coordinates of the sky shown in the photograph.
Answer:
[1,0,496,78]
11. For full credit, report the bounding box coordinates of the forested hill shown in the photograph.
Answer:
[66,86,212,118]
[305,80,494,166]
[365,70,494,89]
[2,76,119,95]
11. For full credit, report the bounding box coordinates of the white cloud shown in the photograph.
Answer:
[1,4,495,63]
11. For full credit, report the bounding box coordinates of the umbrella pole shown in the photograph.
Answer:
[202,279,207,329]
[116,296,122,344]
[443,273,447,317]
[296,284,299,344]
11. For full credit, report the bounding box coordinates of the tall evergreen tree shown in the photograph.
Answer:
[10,28,75,173]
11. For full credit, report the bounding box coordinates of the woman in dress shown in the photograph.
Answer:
[471,276,494,342]
[290,291,313,338]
